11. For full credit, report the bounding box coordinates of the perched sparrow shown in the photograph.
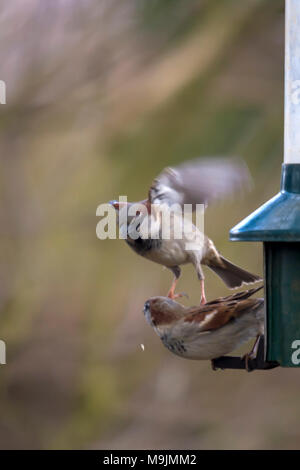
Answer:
[110,158,261,303]
[143,287,264,368]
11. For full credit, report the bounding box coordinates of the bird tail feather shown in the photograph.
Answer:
[208,256,262,289]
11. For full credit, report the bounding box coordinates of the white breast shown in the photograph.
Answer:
[159,310,264,360]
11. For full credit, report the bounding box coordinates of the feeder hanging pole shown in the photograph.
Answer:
[284,0,300,163]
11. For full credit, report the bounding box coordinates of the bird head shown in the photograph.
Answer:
[143,296,185,328]
[109,199,154,239]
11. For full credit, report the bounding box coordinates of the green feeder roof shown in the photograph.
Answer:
[230,164,300,242]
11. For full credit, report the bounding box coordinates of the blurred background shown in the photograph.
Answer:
[0,0,298,450]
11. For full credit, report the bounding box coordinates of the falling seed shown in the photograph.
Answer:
[140,344,145,351]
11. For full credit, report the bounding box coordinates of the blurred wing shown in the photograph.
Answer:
[149,157,251,209]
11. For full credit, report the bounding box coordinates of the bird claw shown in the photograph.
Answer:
[243,352,256,372]
[243,335,261,371]
[168,292,189,300]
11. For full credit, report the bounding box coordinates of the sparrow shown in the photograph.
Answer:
[143,287,264,370]
[110,157,261,304]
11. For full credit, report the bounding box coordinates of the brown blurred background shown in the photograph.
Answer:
[1,0,299,450]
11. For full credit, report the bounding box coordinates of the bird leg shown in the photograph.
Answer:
[167,277,178,299]
[167,266,187,300]
[167,277,188,300]
[243,335,261,372]
[200,279,207,305]
[194,262,206,304]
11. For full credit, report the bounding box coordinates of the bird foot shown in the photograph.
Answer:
[200,280,207,305]
[243,335,261,371]
[242,352,256,372]
[168,292,189,300]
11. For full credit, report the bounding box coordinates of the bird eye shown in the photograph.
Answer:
[144,301,150,311]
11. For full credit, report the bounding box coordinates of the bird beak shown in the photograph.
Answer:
[109,200,128,211]
[109,199,150,214]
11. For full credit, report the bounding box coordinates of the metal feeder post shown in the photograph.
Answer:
[230,0,300,368]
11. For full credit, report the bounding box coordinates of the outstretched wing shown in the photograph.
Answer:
[149,157,251,209]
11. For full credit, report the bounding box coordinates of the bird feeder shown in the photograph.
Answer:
[229,0,300,369]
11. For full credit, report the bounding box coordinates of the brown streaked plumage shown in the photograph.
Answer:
[143,287,264,365]
[110,157,261,304]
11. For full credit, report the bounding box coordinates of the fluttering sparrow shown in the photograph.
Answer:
[143,287,264,369]
[110,158,261,303]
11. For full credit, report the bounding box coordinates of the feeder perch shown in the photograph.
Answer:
[212,336,279,372]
